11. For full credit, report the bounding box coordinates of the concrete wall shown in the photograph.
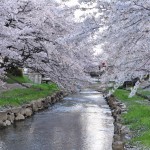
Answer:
[28,73,42,84]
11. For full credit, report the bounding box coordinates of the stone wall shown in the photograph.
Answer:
[0,91,66,128]
[105,95,130,150]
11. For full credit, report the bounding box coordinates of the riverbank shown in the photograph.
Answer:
[0,85,114,150]
[0,83,59,109]
[107,89,150,150]
[0,83,66,128]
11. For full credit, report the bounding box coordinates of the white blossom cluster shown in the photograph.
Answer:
[0,0,149,93]
[0,0,104,91]
[99,0,150,95]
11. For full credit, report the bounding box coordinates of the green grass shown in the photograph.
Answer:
[114,89,144,102]
[0,83,59,107]
[114,89,150,147]
[138,89,150,97]
[5,75,32,84]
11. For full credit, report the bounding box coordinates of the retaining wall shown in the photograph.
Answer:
[0,91,66,128]
[106,95,131,150]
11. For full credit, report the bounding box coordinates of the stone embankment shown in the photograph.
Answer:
[0,91,66,128]
[106,95,131,150]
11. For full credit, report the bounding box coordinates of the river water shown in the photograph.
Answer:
[0,87,114,150]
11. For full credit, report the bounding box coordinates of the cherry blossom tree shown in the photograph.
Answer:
[2,0,148,94]
[99,0,150,95]
[0,0,98,91]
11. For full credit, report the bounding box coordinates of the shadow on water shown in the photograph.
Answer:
[0,86,114,150]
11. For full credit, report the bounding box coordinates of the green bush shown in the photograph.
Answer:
[6,66,23,77]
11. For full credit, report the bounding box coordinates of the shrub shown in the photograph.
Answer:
[6,66,23,77]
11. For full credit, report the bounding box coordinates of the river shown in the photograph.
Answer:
[0,86,114,150]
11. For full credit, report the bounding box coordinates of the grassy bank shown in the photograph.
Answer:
[0,83,59,107]
[138,89,150,97]
[114,89,150,148]
[5,75,32,84]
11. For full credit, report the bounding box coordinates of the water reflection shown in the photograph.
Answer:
[0,88,114,150]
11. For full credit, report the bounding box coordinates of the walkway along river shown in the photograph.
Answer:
[0,87,114,150]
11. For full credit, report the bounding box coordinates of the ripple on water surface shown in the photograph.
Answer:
[0,89,114,150]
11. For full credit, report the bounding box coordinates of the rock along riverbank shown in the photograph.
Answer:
[106,95,130,150]
[0,91,66,128]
